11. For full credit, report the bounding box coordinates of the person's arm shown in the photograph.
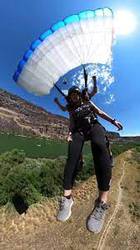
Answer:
[89,76,98,99]
[91,102,123,130]
[54,97,67,112]
[83,67,88,87]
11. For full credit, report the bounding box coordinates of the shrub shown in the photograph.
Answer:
[0,150,65,208]
[129,202,140,218]
[1,142,139,210]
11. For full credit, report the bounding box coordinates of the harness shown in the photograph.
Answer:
[71,101,98,136]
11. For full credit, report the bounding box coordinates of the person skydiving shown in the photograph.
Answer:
[54,71,98,174]
[54,69,113,173]
[56,81,123,233]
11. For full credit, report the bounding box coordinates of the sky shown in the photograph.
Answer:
[0,0,140,136]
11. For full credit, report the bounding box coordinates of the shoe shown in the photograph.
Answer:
[86,198,110,233]
[57,196,74,222]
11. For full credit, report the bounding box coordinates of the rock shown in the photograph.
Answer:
[0,88,69,140]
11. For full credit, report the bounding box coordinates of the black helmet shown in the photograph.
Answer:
[68,86,81,98]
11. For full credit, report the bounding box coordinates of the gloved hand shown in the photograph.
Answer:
[112,120,123,131]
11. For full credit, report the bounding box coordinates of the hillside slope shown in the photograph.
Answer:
[0,88,68,139]
[0,88,120,140]
[0,150,139,250]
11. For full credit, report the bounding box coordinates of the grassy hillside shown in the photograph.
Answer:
[0,133,140,158]
[0,150,140,250]
[0,133,140,212]
[0,133,91,158]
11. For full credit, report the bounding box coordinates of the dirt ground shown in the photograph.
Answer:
[0,149,140,250]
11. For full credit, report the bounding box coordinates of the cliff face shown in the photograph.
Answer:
[106,131,120,141]
[0,89,69,139]
[0,88,121,140]
[119,136,140,143]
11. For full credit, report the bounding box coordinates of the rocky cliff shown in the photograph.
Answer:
[0,88,69,139]
[0,88,120,140]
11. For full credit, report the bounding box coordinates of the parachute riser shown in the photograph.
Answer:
[82,65,90,100]
[54,83,69,102]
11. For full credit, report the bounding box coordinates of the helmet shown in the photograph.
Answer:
[68,86,81,98]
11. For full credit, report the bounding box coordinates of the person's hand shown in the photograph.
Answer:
[67,132,73,142]
[92,75,96,81]
[112,120,123,130]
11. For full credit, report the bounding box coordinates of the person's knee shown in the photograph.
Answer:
[72,131,84,142]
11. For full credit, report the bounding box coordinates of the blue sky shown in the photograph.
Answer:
[0,0,140,136]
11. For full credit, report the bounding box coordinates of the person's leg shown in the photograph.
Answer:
[98,190,110,203]
[63,131,84,195]
[90,124,112,201]
[105,135,114,168]
[71,153,84,187]
[86,123,112,232]
[57,132,84,222]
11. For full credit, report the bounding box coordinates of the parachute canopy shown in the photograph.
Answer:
[13,7,114,96]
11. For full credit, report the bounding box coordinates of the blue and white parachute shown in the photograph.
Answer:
[13,7,114,96]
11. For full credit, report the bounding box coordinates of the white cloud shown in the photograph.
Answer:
[105,94,115,104]
[70,62,115,104]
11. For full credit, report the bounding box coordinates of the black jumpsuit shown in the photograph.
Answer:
[63,101,112,192]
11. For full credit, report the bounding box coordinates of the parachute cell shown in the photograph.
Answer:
[39,29,52,41]
[23,50,33,61]
[13,7,114,96]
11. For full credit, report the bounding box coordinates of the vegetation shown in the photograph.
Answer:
[0,149,94,209]
[0,133,140,158]
[111,142,140,156]
[0,135,140,212]
[129,202,140,219]
[0,133,91,158]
